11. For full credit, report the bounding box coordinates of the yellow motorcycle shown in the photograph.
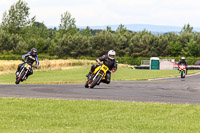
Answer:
[85,63,109,88]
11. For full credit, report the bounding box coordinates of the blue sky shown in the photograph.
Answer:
[1,0,200,27]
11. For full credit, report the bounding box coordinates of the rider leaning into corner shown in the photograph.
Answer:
[86,50,118,84]
[177,57,188,74]
[16,48,39,79]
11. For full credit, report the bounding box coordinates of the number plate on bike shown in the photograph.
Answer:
[103,67,108,70]
[24,64,31,69]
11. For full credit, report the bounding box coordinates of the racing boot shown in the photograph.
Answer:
[15,71,19,78]
[86,72,92,79]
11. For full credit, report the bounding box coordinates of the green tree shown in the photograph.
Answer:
[180,24,193,33]
[0,30,13,52]
[150,35,170,57]
[169,41,182,56]
[1,0,35,34]
[114,30,132,56]
[106,26,112,32]
[0,30,26,54]
[59,11,76,30]
[116,24,127,33]
[80,26,92,36]
[91,31,115,56]
[129,30,152,57]
[70,33,92,57]
[59,11,77,35]
[183,40,200,57]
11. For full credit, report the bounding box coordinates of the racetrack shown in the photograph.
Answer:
[0,73,200,104]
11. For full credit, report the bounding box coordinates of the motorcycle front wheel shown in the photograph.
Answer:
[181,71,185,78]
[90,75,102,88]
[15,70,25,84]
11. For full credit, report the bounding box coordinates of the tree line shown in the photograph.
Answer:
[0,0,200,59]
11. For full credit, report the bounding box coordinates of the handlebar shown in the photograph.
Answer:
[97,62,113,73]
[22,59,37,69]
[98,62,103,65]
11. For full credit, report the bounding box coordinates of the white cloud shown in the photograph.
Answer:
[1,0,200,27]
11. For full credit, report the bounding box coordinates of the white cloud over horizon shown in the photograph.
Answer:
[1,0,200,27]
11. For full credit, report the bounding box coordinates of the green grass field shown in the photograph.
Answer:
[0,98,199,133]
[0,67,199,84]
[1,68,200,132]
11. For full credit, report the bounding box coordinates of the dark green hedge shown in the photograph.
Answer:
[90,56,200,65]
[0,54,59,60]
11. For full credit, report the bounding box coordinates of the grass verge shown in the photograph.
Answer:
[0,67,199,84]
[0,98,199,133]
[0,59,95,73]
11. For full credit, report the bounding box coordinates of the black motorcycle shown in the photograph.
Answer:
[15,60,33,84]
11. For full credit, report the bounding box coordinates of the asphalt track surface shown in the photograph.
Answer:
[1,73,200,104]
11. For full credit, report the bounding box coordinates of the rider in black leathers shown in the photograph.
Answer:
[16,48,39,79]
[177,57,188,74]
[86,50,118,84]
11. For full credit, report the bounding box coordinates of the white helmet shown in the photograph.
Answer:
[181,57,185,60]
[108,50,116,60]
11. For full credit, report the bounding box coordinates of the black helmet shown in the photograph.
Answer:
[30,48,37,56]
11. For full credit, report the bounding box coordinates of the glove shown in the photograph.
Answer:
[110,70,115,73]
[96,59,101,63]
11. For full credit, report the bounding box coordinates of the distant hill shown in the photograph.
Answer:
[48,24,200,33]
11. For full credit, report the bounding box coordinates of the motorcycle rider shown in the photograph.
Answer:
[86,50,118,84]
[177,57,188,74]
[16,48,39,79]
